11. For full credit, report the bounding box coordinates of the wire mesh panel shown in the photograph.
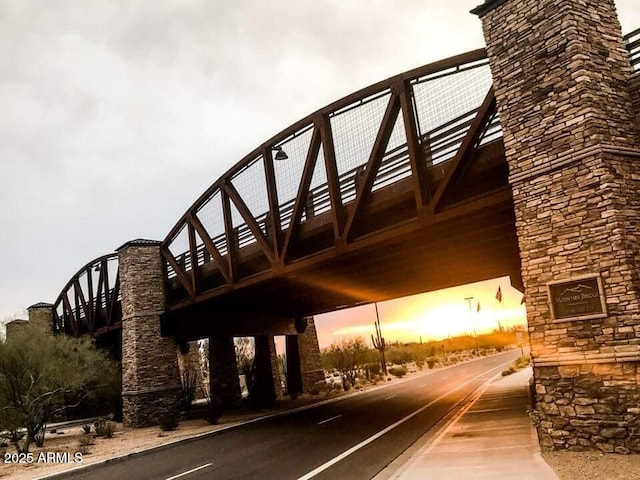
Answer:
[303,147,330,221]
[273,124,315,230]
[229,201,258,250]
[478,109,503,147]
[167,224,191,272]
[302,148,331,222]
[330,90,392,204]
[413,62,493,164]
[230,155,269,224]
[196,190,227,256]
[372,111,410,193]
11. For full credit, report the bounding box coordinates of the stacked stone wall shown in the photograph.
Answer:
[298,318,325,393]
[27,304,53,333]
[474,0,640,452]
[535,363,640,453]
[118,241,182,427]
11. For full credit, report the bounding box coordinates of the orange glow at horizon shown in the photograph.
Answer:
[314,276,527,349]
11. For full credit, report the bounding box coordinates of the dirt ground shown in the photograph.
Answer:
[542,451,640,480]
[0,375,389,480]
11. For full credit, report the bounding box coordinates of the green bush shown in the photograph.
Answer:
[94,419,116,438]
[389,366,407,378]
[366,362,381,376]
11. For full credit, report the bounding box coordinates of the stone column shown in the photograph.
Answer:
[252,335,282,405]
[285,335,303,399]
[208,335,241,406]
[27,302,54,333]
[117,239,182,428]
[297,317,325,394]
[473,0,640,452]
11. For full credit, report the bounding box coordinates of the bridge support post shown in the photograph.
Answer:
[285,335,303,399]
[117,240,182,428]
[208,335,241,405]
[27,302,54,334]
[252,335,282,404]
[297,317,324,394]
[473,0,640,452]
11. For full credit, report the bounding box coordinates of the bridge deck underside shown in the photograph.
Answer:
[164,196,521,341]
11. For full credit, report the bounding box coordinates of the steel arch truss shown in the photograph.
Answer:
[52,254,121,336]
[162,49,508,310]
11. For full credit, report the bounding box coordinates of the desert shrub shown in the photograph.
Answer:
[78,435,94,447]
[81,424,92,435]
[389,366,407,378]
[427,358,436,369]
[415,359,424,370]
[159,412,179,432]
[387,349,412,365]
[94,419,116,438]
[502,366,516,376]
[366,362,381,377]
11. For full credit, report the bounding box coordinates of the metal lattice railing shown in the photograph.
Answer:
[162,48,500,284]
[54,27,640,331]
[625,28,640,73]
[52,254,121,336]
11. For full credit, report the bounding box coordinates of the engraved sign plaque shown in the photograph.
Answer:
[547,275,607,322]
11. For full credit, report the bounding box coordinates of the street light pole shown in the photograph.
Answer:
[464,296,480,354]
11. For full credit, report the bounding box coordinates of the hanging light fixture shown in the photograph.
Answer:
[273,146,288,161]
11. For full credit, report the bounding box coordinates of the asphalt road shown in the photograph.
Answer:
[57,350,521,480]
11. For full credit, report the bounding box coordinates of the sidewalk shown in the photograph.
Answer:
[389,367,559,480]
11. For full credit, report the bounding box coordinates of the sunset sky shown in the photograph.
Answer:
[312,275,526,349]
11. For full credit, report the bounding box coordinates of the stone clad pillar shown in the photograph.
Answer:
[285,335,303,399]
[252,335,282,404]
[117,239,182,427]
[473,0,640,452]
[27,303,54,333]
[297,317,325,394]
[208,335,241,405]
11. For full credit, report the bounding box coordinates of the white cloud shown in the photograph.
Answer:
[0,0,638,316]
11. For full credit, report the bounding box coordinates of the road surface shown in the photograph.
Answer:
[58,350,521,480]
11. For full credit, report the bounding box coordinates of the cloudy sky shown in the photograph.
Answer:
[1,1,639,337]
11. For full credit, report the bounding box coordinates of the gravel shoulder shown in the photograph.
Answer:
[542,451,640,480]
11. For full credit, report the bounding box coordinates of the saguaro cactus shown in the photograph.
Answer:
[371,303,387,375]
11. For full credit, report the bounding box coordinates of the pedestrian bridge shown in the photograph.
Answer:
[52,30,640,340]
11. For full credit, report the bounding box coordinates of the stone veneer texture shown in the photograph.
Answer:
[298,318,325,393]
[119,243,182,427]
[475,0,640,452]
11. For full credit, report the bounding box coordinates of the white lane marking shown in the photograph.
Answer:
[318,414,343,425]
[384,394,398,400]
[165,463,214,480]
[297,358,515,480]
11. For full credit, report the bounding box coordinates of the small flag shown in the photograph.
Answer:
[476,301,481,312]
[521,295,526,305]
[496,286,502,303]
